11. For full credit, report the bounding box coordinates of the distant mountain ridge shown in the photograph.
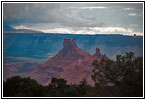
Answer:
[3,25,43,33]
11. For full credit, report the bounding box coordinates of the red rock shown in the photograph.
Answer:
[3,62,18,80]
[28,37,108,86]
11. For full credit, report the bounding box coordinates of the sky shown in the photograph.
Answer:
[3,3,143,36]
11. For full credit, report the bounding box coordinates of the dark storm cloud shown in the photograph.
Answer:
[3,3,59,25]
[3,3,104,27]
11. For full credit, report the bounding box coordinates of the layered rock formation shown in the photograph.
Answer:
[27,37,107,86]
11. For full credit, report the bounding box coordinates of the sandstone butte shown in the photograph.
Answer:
[27,37,108,86]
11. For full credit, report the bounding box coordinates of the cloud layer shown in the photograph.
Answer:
[39,27,142,36]
[3,3,143,36]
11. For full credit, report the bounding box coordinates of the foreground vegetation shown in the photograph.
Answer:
[3,52,143,97]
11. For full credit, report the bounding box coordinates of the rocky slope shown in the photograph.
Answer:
[27,37,107,86]
[3,62,18,80]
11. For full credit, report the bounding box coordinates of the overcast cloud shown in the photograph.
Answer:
[3,3,143,35]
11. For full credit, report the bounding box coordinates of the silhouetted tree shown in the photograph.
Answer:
[92,52,143,97]
[3,76,44,97]
[47,77,68,96]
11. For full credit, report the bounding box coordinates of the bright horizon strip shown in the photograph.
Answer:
[12,26,143,36]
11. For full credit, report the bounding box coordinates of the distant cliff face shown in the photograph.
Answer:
[4,33,143,60]
[3,33,143,86]
[27,37,107,86]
